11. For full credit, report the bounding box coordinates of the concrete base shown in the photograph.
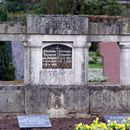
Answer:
[0,84,130,117]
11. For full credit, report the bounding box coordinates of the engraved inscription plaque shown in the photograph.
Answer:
[104,114,130,124]
[42,44,72,69]
[17,115,52,128]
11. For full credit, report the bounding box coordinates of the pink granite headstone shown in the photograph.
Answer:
[99,42,120,83]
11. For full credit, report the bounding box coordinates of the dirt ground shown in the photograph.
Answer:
[0,115,103,130]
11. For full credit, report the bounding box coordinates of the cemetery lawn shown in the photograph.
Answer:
[0,115,103,130]
[89,63,102,69]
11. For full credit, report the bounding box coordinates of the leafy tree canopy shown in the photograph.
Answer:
[3,0,127,16]
[0,3,8,21]
[32,0,127,16]
[83,0,127,16]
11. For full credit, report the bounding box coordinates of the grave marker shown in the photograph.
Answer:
[104,114,130,123]
[42,44,72,69]
[17,115,52,129]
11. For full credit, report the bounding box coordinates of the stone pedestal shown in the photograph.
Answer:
[120,42,130,85]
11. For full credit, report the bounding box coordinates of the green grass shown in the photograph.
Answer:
[89,63,102,69]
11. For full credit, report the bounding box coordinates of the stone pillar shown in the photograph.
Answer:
[23,41,42,85]
[73,41,90,85]
[120,42,130,85]
[85,43,91,84]
[22,41,31,84]
[29,46,41,84]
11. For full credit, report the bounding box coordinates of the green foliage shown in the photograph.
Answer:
[6,0,25,12]
[0,42,15,81]
[32,0,48,14]
[0,5,8,21]
[82,0,127,16]
[89,64,102,69]
[28,0,127,15]
[5,0,127,16]
[32,0,75,14]
[5,63,15,81]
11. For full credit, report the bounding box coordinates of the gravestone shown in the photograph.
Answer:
[24,15,88,85]
[17,115,52,129]
[104,114,130,123]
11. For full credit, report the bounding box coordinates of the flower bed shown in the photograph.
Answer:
[75,117,130,130]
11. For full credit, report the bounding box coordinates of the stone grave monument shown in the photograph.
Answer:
[24,15,89,85]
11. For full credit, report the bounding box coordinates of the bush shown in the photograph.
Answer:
[5,63,15,81]
[0,42,15,81]
[0,5,8,21]
[6,1,25,12]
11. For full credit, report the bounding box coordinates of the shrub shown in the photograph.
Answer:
[0,42,15,81]
[5,63,15,81]
[0,5,8,21]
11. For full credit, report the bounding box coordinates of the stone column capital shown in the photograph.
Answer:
[119,42,130,49]
[73,42,86,48]
[22,41,42,48]
[22,41,31,47]
[73,42,91,49]
[119,41,130,46]
[86,42,91,48]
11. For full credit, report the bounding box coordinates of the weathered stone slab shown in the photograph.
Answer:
[0,86,24,112]
[0,22,26,34]
[27,15,88,34]
[25,86,50,114]
[88,16,122,34]
[25,85,89,117]
[89,85,130,113]
[121,18,130,34]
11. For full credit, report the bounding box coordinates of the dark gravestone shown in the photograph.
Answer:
[104,114,130,124]
[17,115,52,129]
[42,44,72,69]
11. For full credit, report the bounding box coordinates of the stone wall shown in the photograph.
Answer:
[0,85,130,117]
[0,15,130,35]
[0,22,26,34]
[88,16,122,34]
[89,85,130,114]
[25,85,89,117]
[27,15,88,34]
[0,85,24,113]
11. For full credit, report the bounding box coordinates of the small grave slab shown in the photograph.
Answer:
[104,114,130,124]
[17,115,52,129]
